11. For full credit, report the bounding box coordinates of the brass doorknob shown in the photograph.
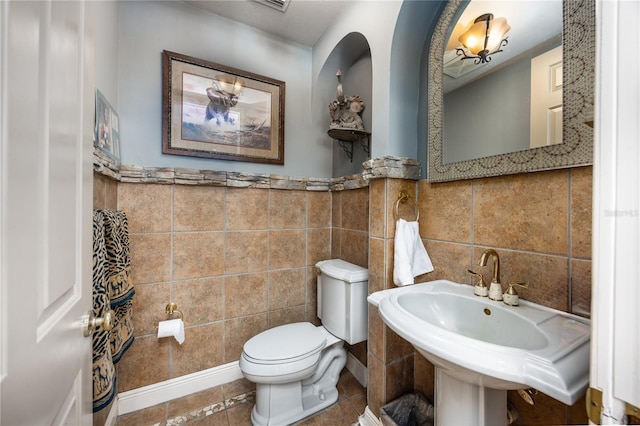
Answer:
[83,309,115,337]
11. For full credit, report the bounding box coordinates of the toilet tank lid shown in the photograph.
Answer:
[316,259,368,283]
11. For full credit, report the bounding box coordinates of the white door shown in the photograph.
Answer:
[591,0,640,423]
[530,45,563,148]
[0,1,94,424]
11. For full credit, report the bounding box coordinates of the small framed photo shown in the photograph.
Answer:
[94,90,121,165]
[162,50,285,164]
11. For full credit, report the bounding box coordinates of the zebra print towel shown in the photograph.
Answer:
[92,210,135,413]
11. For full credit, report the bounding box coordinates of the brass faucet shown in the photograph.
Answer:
[479,249,503,301]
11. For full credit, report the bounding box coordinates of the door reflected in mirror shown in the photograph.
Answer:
[443,0,563,164]
[530,45,562,148]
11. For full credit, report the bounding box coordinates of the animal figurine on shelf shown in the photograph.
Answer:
[328,70,366,131]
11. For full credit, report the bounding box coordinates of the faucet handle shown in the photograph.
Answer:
[467,269,485,285]
[503,282,529,306]
[468,269,489,297]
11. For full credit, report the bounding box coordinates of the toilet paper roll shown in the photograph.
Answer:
[157,318,185,344]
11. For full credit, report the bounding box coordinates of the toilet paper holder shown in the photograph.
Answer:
[165,303,183,319]
[155,303,184,329]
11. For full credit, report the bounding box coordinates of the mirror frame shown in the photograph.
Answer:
[427,0,595,182]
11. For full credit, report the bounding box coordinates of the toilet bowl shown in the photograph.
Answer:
[241,322,334,384]
[239,259,368,426]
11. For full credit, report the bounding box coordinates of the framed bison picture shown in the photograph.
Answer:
[162,50,285,164]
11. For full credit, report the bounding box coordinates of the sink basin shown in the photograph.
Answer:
[396,291,549,350]
[369,280,590,425]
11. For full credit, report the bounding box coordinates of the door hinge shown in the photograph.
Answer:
[587,387,640,424]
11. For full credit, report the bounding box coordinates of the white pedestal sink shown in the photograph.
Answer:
[368,280,590,426]
[436,368,507,425]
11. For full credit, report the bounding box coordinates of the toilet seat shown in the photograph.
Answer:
[243,322,326,364]
[240,323,328,384]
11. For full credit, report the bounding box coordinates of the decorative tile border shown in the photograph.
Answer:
[94,149,121,180]
[162,391,255,425]
[93,150,421,191]
[362,156,421,181]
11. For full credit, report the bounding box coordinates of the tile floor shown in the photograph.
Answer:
[116,368,366,426]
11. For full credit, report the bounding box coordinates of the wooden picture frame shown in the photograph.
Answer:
[162,50,285,164]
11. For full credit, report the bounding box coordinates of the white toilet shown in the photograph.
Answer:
[239,259,368,426]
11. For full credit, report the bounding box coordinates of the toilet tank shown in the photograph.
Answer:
[316,259,368,345]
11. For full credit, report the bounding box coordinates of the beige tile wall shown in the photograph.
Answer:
[417,167,592,314]
[96,166,592,424]
[114,184,335,391]
[331,188,370,366]
[367,178,421,414]
[331,188,369,268]
[93,173,118,210]
[367,167,592,425]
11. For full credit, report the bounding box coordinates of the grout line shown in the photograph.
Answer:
[470,180,475,271]
[169,185,175,298]
[221,186,227,374]
[567,169,573,312]
[266,188,271,326]
[169,185,175,378]
[305,192,309,322]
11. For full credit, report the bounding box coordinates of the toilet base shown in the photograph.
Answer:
[251,383,339,426]
[248,343,347,426]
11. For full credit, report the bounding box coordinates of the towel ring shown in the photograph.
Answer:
[394,190,420,221]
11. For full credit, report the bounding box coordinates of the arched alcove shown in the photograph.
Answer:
[316,32,372,178]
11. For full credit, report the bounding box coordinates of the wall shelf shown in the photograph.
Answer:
[328,128,371,162]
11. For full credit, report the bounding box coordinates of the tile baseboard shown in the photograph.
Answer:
[117,361,243,415]
[116,352,368,417]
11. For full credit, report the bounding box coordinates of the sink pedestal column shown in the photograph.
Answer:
[435,368,507,426]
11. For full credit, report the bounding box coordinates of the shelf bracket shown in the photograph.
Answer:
[337,139,354,162]
[327,128,371,162]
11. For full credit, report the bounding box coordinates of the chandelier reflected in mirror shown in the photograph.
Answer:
[456,13,511,64]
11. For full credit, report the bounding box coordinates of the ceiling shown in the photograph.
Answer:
[183,0,351,47]
[443,0,562,93]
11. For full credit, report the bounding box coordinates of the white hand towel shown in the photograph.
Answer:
[393,219,434,286]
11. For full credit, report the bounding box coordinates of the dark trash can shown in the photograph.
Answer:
[380,393,434,426]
